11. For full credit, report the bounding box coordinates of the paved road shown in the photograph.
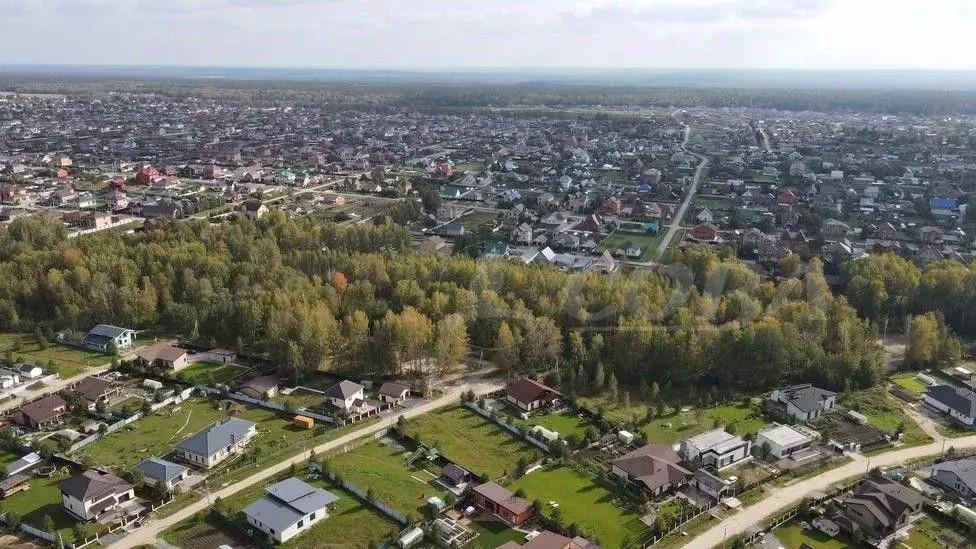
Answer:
[758,125,773,153]
[109,373,503,549]
[687,435,976,548]
[655,151,708,258]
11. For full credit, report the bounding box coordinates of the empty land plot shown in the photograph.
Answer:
[596,233,662,261]
[217,475,399,549]
[509,465,644,548]
[890,373,927,396]
[773,522,852,549]
[178,362,246,386]
[272,388,324,410]
[839,388,932,446]
[404,407,539,479]
[0,332,106,378]
[327,441,447,516]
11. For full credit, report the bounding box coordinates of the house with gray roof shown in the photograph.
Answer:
[931,458,976,498]
[768,384,838,422]
[174,417,257,468]
[137,458,189,490]
[243,477,339,543]
[679,428,751,470]
[83,324,136,352]
[924,385,976,427]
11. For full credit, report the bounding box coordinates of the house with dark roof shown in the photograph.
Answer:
[174,417,257,468]
[137,458,189,490]
[15,394,67,430]
[497,530,598,549]
[768,384,838,422]
[60,470,136,521]
[931,458,976,498]
[70,376,123,411]
[438,463,471,492]
[924,385,976,426]
[243,477,340,543]
[841,479,924,536]
[136,343,189,371]
[323,380,372,416]
[238,375,280,400]
[611,444,692,496]
[505,378,563,413]
[472,482,533,525]
[83,324,136,352]
[377,382,409,405]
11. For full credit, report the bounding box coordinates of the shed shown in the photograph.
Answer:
[847,410,868,425]
[618,430,635,444]
[915,373,936,386]
[293,415,314,429]
[143,379,164,391]
[531,425,559,442]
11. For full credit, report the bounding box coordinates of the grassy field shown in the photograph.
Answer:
[79,397,347,471]
[575,396,766,445]
[890,373,928,396]
[0,448,24,468]
[839,387,932,446]
[404,407,539,479]
[773,523,852,549]
[892,515,974,549]
[458,211,497,231]
[224,474,398,548]
[272,388,325,410]
[468,519,525,548]
[327,441,448,517]
[596,232,663,261]
[0,332,108,378]
[1,470,85,538]
[509,465,644,548]
[654,512,716,549]
[517,410,591,439]
[178,362,246,386]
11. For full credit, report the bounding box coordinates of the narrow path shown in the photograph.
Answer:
[165,410,193,443]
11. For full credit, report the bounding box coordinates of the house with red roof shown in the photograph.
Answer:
[505,378,563,412]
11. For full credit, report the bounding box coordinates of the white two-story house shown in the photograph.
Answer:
[60,470,135,522]
[323,380,372,416]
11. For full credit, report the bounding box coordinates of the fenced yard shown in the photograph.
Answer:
[403,407,539,479]
[510,409,591,439]
[838,387,932,447]
[1,468,95,541]
[327,441,449,517]
[177,362,248,386]
[509,465,644,548]
[596,233,663,261]
[0,332,106,378]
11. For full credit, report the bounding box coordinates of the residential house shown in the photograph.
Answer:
[931,458,976,498]
[434,222,465,238]
[60,470,136,522]
[323,380,371,416]
[174,417,257,468]
[377,383,409,405]
[505,378,563,413]
[821,219,850,238]
[421,235,448,253]
[15,394,67,430]
[589,250,618,274]
[611,444,692,496]
[679,428,751,469]
[615,242,643,258]
[242,200,269,220]
[575,214,603,233]
[238,375,280,400]
[71,377,123,411]
[141,201,183,219]
[83,324,136,352]
[10,363,42,379]
[439,464,471,491]
[207,348,237,364]
[691,223,718,242]
[924,385,976,426]
[691,468,734,501]
[768,384,838,422]
[511,223,534,245]
[322,193,346,206]
[472,482,533,526]
[243,477,340,543]
[136,343,189,371]
[137,458,189,490]
[496,531,596,549]
[755,423,816,459]
[841,480,924,536]
[695,208,714,224]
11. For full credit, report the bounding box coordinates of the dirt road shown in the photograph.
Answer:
[108,374,502,549]
[688,435,976,548]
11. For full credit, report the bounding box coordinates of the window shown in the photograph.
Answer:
[270,529,275,534]
[297,520,304,528]
[309,512,316,520]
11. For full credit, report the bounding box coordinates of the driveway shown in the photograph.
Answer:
[687,434,976,548]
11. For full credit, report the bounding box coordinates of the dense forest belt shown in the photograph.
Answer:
[2,78,976,115]
[0,213,881,395]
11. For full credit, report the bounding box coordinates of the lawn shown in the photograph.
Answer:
[893,515,973,549]
[890,373,928,396]
[272,388,325,410]
[596,232,663,261]
[518,410,591,439]
[509,465,644,548]
[654,512,716,549]
[79,396,351,471]
[177,362,246,386]
[218,474,399,549]
[404,407,539,479]
[458,211,497,231]
[0,448,23,468]
[468,519,525,548]
[838,387,932,447]
[575,396,766,445]
[1,470,87,539]
[327,441,448,517]
[773,523,852,549]
[0,332,108,378]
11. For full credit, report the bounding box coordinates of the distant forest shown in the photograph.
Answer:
[3,77,976,115]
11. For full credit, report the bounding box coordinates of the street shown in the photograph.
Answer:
[108,371,502,549]
[655,120,708,259]
[687,434,976,548]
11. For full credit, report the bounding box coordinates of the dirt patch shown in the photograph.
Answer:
[0,533,48,548]
[179,523,255,549]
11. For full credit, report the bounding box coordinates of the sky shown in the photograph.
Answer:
[1,0,974,70]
